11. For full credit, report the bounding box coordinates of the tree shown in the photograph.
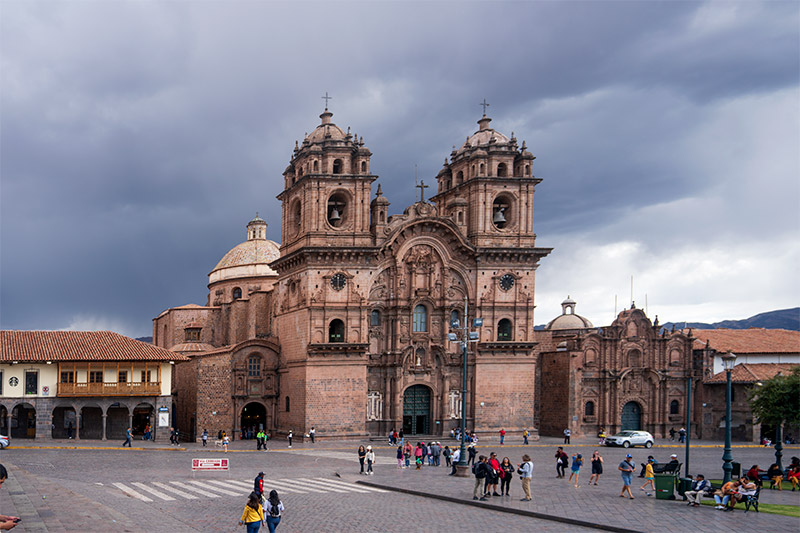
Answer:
[748,367,800,427]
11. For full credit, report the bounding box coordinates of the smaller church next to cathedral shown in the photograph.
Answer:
[154,105,552,441]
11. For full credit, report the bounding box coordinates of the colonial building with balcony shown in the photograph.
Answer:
[0,330,186,441]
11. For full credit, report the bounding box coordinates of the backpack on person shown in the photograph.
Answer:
[269,503,280,517]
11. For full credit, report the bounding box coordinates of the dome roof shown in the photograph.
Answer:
[211,238,280,274]
[545,296,594,331]
[305,109,347,143]
[170,342,215,354]
[456,115,510,155]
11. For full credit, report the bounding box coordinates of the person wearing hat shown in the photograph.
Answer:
[666,453,680,473]
[619,454,636,499]
[365,445,375,475]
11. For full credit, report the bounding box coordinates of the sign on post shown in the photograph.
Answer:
[192,458,229,471]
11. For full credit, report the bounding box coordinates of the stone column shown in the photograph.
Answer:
[75,412,81,440]
[101,414,108,441]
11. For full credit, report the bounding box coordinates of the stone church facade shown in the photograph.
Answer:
[154,108,551,441]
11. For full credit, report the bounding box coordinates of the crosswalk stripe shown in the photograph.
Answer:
[131,482,176,501]
[296,478,362,493]
[228,479,256,490]
[185,480,240,496]
[152,482,198,500]
[268,479,323,493]
[170,481,220,498]
[207,480,249,494]
[112,482,153,502]
[265,480,311,494]
[317,478,386,492]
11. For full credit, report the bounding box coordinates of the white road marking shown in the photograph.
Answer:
[131,482,176,501]
[320,478,387,493]
[185,480,240,496]
[294,478,355,493]
[112,482,153,502]
[206,480,250,494]
[169,481,220,498]
[152,482,198,500]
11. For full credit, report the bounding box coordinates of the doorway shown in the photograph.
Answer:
[241,402,267,439]
[402,385,431,435]
[621,401,642,431]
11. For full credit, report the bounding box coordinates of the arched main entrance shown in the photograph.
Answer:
[11,403,36,439]
[621,401,642,431]
[241,402,266,439]
[133,403,154,437]
[403,385,431,435]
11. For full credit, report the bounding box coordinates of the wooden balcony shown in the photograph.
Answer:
[58,381,162,397]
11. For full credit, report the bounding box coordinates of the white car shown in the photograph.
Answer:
[605,430,654,448]
[0,434,8,449]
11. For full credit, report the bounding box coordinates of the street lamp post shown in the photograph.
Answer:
[448,296,481,477]
[721,351,736,484]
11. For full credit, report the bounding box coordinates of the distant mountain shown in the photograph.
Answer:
[136,336,153,343]
[661,308,800,332]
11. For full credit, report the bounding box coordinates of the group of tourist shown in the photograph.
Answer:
[241,472,284,533]
[472,452,534,501]
[668,427,687,443]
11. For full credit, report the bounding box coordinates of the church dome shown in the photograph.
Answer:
[209,217,280,284]
[546,296,594,331]
[305,109,347,143]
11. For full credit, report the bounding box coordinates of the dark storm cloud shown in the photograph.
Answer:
[1,1,797,334]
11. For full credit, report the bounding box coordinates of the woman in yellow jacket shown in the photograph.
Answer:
[239,492,265,533]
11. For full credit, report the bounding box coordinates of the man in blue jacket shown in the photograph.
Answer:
[685,474,710,507]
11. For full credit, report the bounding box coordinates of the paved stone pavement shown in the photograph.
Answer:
[1,436,798,532]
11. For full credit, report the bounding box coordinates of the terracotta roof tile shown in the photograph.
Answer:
[706,363,799,384]
[689,328,800,354]
[0,331,189,362]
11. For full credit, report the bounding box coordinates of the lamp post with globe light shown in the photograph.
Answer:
[721,351,737,484]
[448,296,482,477]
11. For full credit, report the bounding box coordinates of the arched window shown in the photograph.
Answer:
[370,310,381,326]
[457,211,463,224]
[360,161,366,173]
[497,162,507,177]
[184,327,201,342]
[670,400,679,415]
[413,305,427,332]
[450,310,460,329]
[232,287,242,300]
[456,171,464,185]
[329,319,345,342]
[248,356,261,377]
[497,319,512,341]
[524,164,530,176]
[285,396,290,412]
[313,160,319,172]
[333,159,343,174]
[585,401,595,416]
[479,163,485,175]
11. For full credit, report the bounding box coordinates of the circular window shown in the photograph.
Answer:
[499,274,515,291]
[331,273,347,291]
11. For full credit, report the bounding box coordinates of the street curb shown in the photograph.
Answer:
[356,480,645,533]
[3,445,186,451]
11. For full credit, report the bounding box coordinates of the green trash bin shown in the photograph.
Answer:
[654,473,676,500]
[677,477,693,498]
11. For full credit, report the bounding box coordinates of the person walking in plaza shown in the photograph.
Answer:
[396,445,404,468]
[563,427,571,444]
[239,492,265,533]
[223,431,230,452]
[473,455,488,500]
[639,457,655,496]
[256,430,264,451]
[142,423,149,441]
[684,474,710,507]
[467,443,477,466]
[569,453,583,488]
[619,454,636,499]
[669,427,676,441]
[201,429,208,447]
[309,427,315,444]
[517,454,533,501]
[365,446,375,475]
[678,427,686,443]
[589,450,604,485]
[264,490,284,533]
[403,441,412,468]
[287,430,293,448]
[487,453,502,496]
[443,445,452,467]
[499,428,506,445]
[500,457,514,496]
[522,428,529,445]
[433,442,441,466]
[254,472,265,503]
[555,447,568,478]
[358,445,367,474]
[122,427,132,447]
[414,442,423,469]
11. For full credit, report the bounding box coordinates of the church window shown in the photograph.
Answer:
[333,159,343,174]
[248,356,261,377]
[627,349,641,367]
[450,310,460,329]
[380,211,385,223]
[118,370,127,383]
[298,167,303,177]
[471,165,475,177]
[327,193,346,228]
[285,396,290,412]
[329,319,345,342]
[497,162,507,177]
[448,390,462,419]
[479,163,485,175]
[497,319,512,341]
[371,310,381,326]
[233,287,242,300]
[457,211,463,224]
[413,305,428,332]
[585,401,595,416]
[367,391,382,421]
[525,164,530,176]
[456,170,464,185]
[185,328,200,342]
[361,161,367,173]
[313,160,319,172]
[670,400,679,415]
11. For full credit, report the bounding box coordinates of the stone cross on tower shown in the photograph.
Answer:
[416,180,429,203]
[480,98,490,115]
[321,92,332,109]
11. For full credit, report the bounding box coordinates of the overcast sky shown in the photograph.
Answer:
[2,1,798,337]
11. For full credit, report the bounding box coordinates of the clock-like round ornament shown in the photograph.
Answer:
[499,274,515,291]
[331,273,347,291]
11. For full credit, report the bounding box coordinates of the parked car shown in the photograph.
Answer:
[604,430,654,448]
[0,434,8,449]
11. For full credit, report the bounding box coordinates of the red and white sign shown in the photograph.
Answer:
[192,458,229,471]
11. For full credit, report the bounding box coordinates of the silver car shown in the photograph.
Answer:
[604,430,654,448]
[0,434,8,449]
